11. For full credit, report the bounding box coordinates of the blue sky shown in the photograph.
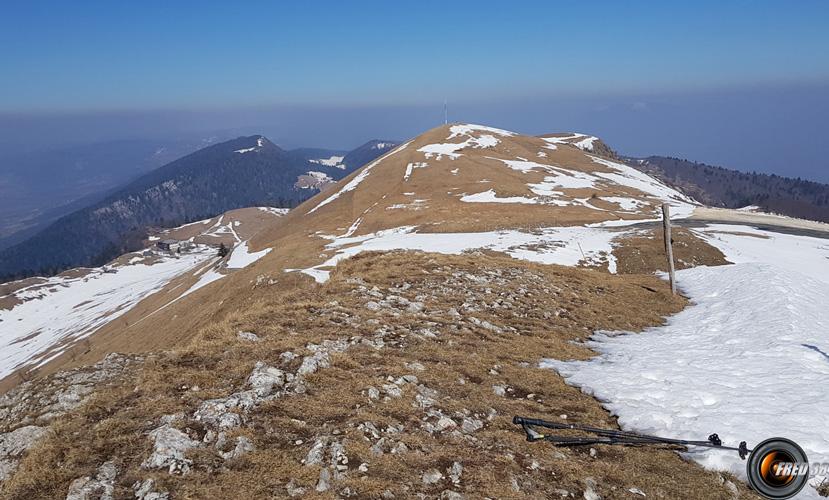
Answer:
[1,1,828,180]
[2,1,827,110]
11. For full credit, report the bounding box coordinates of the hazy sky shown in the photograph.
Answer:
[1,1,828,180]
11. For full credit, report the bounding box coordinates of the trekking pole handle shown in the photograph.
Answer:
[513,416,546,426]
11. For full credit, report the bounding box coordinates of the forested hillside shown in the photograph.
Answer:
[631,156,829,222]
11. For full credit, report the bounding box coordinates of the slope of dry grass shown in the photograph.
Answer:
[2,251,756,499]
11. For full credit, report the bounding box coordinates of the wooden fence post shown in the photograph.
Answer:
[662,204,676,295]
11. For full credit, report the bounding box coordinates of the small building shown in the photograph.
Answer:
[156,239,179,252]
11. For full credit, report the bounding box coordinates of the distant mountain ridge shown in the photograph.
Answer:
[0,137,219,249]
[0,136,397,281]
[627,156,829,222]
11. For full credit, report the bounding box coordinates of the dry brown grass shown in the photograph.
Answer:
[2,251,758,499]
[613,227,729,275]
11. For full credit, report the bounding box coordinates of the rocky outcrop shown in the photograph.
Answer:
[0,426,46,481]
[65,461,117,500]
[0,353,137,486]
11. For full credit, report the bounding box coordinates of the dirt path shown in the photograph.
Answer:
[689,207,829,237]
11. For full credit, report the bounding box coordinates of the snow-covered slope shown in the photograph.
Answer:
[543,226,829,497]
[0,247,215,380]
[0,206,288,382]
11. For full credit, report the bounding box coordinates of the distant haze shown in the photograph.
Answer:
[1,83,827,182]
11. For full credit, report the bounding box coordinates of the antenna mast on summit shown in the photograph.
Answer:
[444,100,448,125]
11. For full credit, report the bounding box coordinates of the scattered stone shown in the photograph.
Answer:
[382,384,403,399]
[422,469,444,485]
[297,350,331,376]
[589,447,597,458]
[628,487,646,497]
[461,417,483,434]
[367,386,380,401]
[305,438,327,465]
[285,479,307,497]
[66,461,117,500]
[358,421,381,439]
[193,393,250,430]
[406,301,425,313]
[133,479,170,500]
[330,440,349,475]
[415,385,438,408]
[391,442,408,455]
[358,462,369,473]
[236,331,261,342]
[316,468,331,492]
[142,424,199,475]
[220,436,255,460]
[366,301,381,312]
[448,461,463,484]
[440,491,464,500]
[583,477,602,500]
[492,385,506,397]
[247,362,285,397]
[435,416,457,432]
[370,437,388,456]
[279,351,298,363]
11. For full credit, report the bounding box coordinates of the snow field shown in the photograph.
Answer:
[542,226,829,498]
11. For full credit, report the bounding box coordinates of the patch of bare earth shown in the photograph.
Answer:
[613,227,729,275]
[2,251,756,499]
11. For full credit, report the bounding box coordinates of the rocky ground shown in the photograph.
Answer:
[0,251,758,499]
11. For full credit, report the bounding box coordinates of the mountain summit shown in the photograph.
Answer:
[242,123,698,284]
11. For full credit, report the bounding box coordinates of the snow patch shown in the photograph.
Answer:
[543,261,829,496]
[403,162,428,181]
[447,124,516,138]
[599,197,650,212]
[179,267,224,299]
[309,155,345,169]
[226,241,272,269]
[257,207,289,216]
[290,225,624,283]
[418,124,510,160]
[574,136,598,151]
[460,189,538,205]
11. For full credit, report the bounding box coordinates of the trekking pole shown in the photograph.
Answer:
[513,416,751,459]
